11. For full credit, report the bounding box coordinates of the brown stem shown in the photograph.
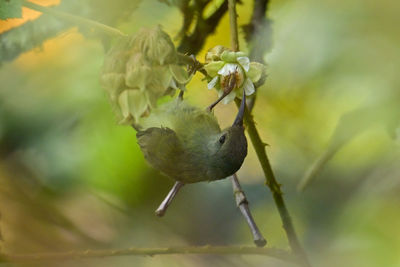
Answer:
[178,1,229,54]
[228,0,240,52]
[235,100,312,267]
[227,0,311,264]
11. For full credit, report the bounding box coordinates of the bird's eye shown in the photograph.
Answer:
[219,134,226,144]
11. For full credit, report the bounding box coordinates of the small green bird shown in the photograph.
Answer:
[135,90,248,216]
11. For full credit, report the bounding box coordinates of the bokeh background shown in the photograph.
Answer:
[0,0,399,266]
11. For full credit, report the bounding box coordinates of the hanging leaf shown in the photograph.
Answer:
[169,64,190,84]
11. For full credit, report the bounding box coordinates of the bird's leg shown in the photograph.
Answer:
[231,174,267,247]
[155,181,185,217]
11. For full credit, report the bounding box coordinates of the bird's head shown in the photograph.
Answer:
[207,90,248,180]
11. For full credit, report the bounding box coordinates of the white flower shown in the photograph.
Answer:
[203,50,265,104]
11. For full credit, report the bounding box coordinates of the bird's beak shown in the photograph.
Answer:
[233,89,246,126]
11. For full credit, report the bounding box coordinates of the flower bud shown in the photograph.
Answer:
[205,45,230,63]
[132,25,177,65]
[101,26,189,125]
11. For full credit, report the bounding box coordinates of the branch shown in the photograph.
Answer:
[176,53,208,76]
[235,100,312,267]
[177,0,228,54]
[228,0,239,51]
[227,0,311,266]
[1,246,296,263]
[189,9,266,244]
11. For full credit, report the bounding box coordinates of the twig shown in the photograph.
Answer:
[1,246,295,262]
[231,174,267,247]
[22,1,126,38]
[228,0,240,52]
[227,0,311,266]
[177,0,228,54]
[176,53,207,76]
[236,100,312,267]
[296,145,342,192]
[155,181,184,217]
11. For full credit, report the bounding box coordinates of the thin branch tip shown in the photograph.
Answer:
[0,246,296,263]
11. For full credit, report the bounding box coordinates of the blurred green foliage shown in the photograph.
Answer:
[0,0,22,20]
[0,0,399,266]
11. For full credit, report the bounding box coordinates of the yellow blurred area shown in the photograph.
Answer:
[15,29,86,70]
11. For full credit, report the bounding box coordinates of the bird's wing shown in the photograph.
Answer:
[136,127,183,179]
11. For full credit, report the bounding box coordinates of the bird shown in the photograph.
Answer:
[135,89,248,216]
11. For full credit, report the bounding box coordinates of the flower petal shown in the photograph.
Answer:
[100,73,125,95]
[118,90,130,118]
[243,78,255,96]
[247,62,265,83]
[222,90,237,104]
[127,90,148,121]
[208,76,219,89]
[169,78,178,90]
[203,61,225,77]
[235,51,247,58]
[169,64,190,84]
[125,53,150,90]
[237,56,250,72]
[221,51,237,62]
[118,89,148,123]
[218,63,238,76]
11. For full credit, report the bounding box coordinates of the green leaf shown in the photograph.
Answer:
[0,0,142,65]
[247,62,265,83]
[118,89,148,123]
[148,65,172,95]
[169,64,189,84]
[134,25,177,65]
[0,0,22,20]
[221,51,237,63]
[125,53,152,91]
[203,61,224,77]
[100,73,125,98]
